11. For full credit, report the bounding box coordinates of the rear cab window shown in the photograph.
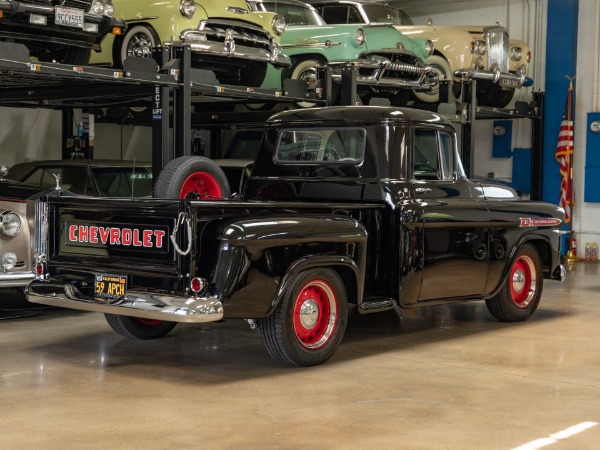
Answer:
[275,128,366,165]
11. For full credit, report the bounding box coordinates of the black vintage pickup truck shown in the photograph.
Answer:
[26,106,565,367]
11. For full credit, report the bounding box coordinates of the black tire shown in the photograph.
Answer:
[104,314,177,340]
[413,54,452,104]
[38,46,91,65]
[289,57,332,108]
[258,268,348,367]
[154,156,231,200]
[477,82,515,108]
[485,244,543,322]
[119,25,159,68]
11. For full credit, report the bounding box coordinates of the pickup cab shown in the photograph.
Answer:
[26,106,565,367]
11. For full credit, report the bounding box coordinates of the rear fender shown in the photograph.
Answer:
[208,214,367,318]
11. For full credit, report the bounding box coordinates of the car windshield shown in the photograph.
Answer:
[91,167,153,197]
[262,2,326,26]
[21,166,153,197]
[362,5,414,25]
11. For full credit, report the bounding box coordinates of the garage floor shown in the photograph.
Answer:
[1,263,599,449]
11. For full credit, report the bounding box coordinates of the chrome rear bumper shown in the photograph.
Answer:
[454,68,526,87]
[26,280,224,323]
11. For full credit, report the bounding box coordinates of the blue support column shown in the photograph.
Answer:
[541,0,579,204]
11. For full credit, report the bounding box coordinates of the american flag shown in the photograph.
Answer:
[555,89,573,222]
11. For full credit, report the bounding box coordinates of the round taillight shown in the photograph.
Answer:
[190,277,205,293]
[36,263,44,276]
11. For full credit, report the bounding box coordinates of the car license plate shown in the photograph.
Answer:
[55,7,84,29]
[95,274,127,301]
[500,78,520,88]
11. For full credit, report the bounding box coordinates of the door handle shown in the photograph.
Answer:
[415,187,432,193]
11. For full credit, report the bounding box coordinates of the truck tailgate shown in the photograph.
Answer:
[43,196,183,278]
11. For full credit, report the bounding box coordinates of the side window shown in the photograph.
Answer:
[320,6,351,24]
[413,128,455,181]
[347,6,362,23]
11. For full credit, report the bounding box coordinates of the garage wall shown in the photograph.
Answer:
[0,108,62,166]
[573,0,600,251]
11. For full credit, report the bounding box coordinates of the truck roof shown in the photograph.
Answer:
[267,106,451,127]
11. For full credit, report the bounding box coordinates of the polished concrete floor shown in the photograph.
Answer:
[1,263,600,449]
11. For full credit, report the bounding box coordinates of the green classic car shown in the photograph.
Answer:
[313,0,533,108]
[251,0,433,106]
[90,0,291,86]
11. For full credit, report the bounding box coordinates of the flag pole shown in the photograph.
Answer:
[565,75,578,262]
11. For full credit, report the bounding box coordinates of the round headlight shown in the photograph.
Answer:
[470,40,487,55]
[0,211,21,238]
[90,0,104,15]
[510,47,523,61]
[424,39,434,56]
[272,15,286,36]
[355,28,366,46]
[179,0,196,19]
[104,0,115,17]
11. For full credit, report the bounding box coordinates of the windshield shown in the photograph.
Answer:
[262,2,326,26]
[362,5,414,25]
[91,167,153,197]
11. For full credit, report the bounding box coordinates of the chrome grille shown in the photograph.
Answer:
[199,20,272,50]
[484,26,509,72]
[20,0,93,11]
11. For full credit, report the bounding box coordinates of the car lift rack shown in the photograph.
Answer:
[0,41,543,199]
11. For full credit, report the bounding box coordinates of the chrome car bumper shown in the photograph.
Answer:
[329,59,434,91]
[180,22,291,69]
[0,271,35,288]
[26,280,224,323]
[553,264,567,282]
[454,68,526,87]
[0,1,122,26]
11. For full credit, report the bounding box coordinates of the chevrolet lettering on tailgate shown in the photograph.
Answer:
[67,224,166,249]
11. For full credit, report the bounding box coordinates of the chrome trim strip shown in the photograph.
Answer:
[26,281,224,323]
[282,41,341,49]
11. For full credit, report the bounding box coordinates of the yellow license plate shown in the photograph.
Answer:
[95,274,127,301]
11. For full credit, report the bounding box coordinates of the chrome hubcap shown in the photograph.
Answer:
[512,269,526,293]
[299,298,320,329]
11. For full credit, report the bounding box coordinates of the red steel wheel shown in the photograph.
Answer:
[104,314,177,340]
[509,255,537,308]
[154,156,231,200]
[258,268,348,366]
[485,244,543,322]
[180,171,222,200]
[292,280,338,350]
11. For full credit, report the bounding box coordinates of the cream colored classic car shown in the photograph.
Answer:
[313,0,532,107]
[90,0,291,87]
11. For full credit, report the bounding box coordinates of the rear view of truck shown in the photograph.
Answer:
[27,194,225,329]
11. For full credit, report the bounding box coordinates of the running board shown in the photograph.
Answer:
[357,297,398,314]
